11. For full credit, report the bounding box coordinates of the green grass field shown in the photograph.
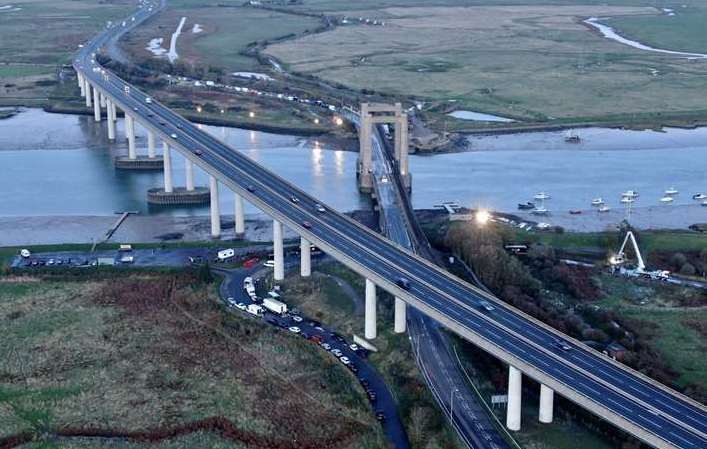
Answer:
[596,277,706,390]
[0,275,384,448]
[120,3,321,73]
[266,0,707,124]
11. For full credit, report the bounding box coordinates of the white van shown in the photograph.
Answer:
[217,248,235,261]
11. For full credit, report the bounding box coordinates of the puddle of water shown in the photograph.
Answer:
[447,110,515,122]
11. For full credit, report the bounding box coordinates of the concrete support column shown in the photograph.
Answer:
[399,112,409,176]
[394,117,402,161]
[234,193,245,235]
[85,80,92,107]
[394,297,406,333]
[106,99,115,140]
[273,219,284,281]
[126,114,136,159]
[162,142,173,193]
[185,159,195,191]
[506,366,522,431]
[365,279,377,340]
[209,176,221,238]
[358,103,373,191]
[99,92,106,108]
[539,384,554,424]
[111,101,117,122]
[147,131,156,158]
[92,86,101,122]
[78,73,85,97]
[300,237,311,277]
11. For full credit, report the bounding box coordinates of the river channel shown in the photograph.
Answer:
[0,109,705,234]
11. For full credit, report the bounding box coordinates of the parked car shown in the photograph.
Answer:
[288,326,301,333]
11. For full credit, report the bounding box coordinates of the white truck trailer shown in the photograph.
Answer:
[263,297,288,315]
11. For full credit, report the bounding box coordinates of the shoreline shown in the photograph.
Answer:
[42,102,329,137]
[0,207,700,248]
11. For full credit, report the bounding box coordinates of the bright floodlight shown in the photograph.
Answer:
[475,209,491,225]
[249,111,255,118]
[334,117,343,126]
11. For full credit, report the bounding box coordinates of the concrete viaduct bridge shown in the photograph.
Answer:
[73,2,706,448]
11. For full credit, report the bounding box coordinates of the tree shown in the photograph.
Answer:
[680,262,696,276]
[198,262,214,284]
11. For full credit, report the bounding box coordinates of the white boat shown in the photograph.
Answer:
[534,192,551,200]
[620,197,635,204]
[598,205,610,213]
[659,196,674,203]
[591,198,604,206]
[621,190,639,198]
[664,187,678,195]
[702,200,707,207]
[692,193,707,200]
[564,130,581,143]
[531,207,549,216]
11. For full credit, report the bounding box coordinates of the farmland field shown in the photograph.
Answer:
[266,1,707,123]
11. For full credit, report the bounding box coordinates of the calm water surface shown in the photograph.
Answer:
[1,109,706,225]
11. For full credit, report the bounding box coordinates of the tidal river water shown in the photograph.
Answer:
[0,109,705,236]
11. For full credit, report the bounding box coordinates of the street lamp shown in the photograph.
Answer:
[249,111,255,118]
[475,209,491,225]
[334,116,343,126]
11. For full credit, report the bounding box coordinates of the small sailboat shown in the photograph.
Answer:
[692,193,706,200]
[660,196,674,203]
[621,190,639,199]
[591,198,604,206]
[664,187,678,195]
[531,207,549,216]
[534,192,551,200]
[598,205,610,213]
[564,130,581,143]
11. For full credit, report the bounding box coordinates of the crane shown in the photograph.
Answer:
[609,231,670,281]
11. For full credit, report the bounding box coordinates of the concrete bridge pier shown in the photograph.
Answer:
[92,87,101,122]
[539,384,554,424]
[84,80,92,107]
[300,237,311,277]
[111,101,117,123]
[210,175,220,239]
[273,219,284,281]
[78,73,85,97]
[507,365,522,431]
[125,114,136,159]
[106,99,116,140]
[185,158,195,191]
[234,193,245,235]
[99,92,106,108]
[365,279,377,339]
[147,131,156,158]
[162,142,173,193]
[394,297,407,333]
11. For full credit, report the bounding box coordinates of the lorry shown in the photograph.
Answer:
[243,276,256,299]
[217,248,235,261]
[246,304,263,316]
[263,297,287,315]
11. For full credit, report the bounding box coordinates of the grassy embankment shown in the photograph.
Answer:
[276,261,466,449]
[0,271,386,448]
[267,0,707,131]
